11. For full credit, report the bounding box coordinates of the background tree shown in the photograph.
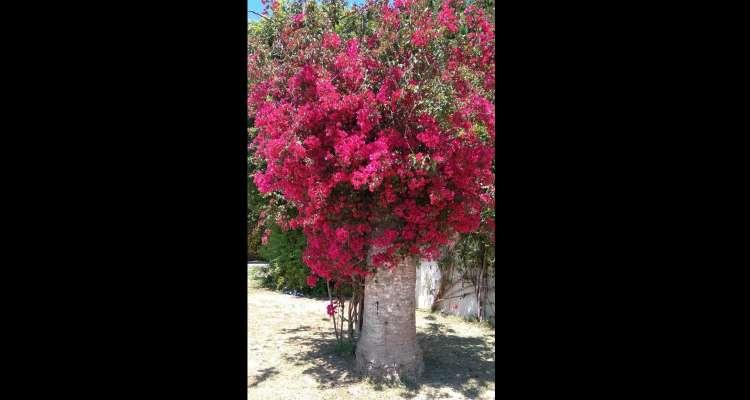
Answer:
[249,0,495,382]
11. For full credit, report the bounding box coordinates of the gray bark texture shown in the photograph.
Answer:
[355,254,424,382]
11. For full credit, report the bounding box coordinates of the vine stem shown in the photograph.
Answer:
[327,280,340,342]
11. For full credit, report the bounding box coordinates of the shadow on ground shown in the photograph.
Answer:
[281,319,494,398]
[248,367,279,388]
[279,325,312,334]
[403,322,495,399]
[281,332,360,389]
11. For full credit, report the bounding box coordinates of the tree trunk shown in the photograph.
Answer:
[355,254,424,382]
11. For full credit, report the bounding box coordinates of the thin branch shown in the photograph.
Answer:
[249,10,270,20]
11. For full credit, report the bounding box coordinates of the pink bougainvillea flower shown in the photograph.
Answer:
[322,32,341,49]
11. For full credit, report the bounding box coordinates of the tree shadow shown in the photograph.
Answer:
[401,321,495,399]
[279,325,312,334]
[281,333,360,389]
[280,321,493,398]
[248,366,279,388]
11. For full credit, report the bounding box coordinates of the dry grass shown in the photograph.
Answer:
[248,274,495,400]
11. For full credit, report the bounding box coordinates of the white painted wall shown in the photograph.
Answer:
[415,259,495,325]
[415,260,441,309]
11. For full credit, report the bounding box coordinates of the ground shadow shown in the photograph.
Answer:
[280,319,493,398]
[248,367,279,388]
[279,325,312,334]
[281,333,360,389]
[402,321,495,399]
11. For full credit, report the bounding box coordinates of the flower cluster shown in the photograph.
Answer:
[326,300,337,317]
[249,0,495,285]
[438,0,459,34]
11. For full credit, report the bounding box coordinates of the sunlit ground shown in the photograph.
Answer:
[248,273,495,400]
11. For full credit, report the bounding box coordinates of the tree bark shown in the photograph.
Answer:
[327,280,340,341]
[357,284,364,333]
[477,245,486,322]
[355,254,424,382]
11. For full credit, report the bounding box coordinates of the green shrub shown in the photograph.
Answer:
[258,224,328,296]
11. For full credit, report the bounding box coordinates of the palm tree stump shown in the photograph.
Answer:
[355,254,424,382]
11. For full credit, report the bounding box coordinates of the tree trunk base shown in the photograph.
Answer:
[355,340,424,383]
[354,255,424,382]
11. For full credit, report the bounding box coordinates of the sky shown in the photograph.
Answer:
[249,0,366,21]
[247,0,264,21]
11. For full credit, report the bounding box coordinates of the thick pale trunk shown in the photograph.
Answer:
[355,254,424,382]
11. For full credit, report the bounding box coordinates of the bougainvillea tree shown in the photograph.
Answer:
[249,0,495,381]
